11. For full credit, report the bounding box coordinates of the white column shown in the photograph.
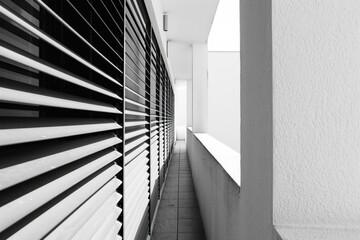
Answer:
[187,80,193,127]
[192,43,208,133]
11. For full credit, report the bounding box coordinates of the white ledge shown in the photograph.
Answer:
[274,225,360,240]
[188,127,240,186]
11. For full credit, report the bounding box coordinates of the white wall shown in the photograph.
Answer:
[168,42,192,80]
[192,44,208,133]
[175,80,187,140]
[273,0,360,238]
[208,0,240,51]
[187,80,193,127]
[208,51,240,153]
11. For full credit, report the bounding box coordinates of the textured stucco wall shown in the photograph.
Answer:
[273,0,360,237]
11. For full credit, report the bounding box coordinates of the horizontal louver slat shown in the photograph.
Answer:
[0,118,121,146]
[104,222,122,240]
[5,165,121,240]
[0,44,120,100]
[0,80,121,114]
[0,133,121,190]
[44,178,121,240]
[90,207,122,240]
[0,4,122,87]
[0,150,121,233]
[71,193,122,240]
[125,135,149,153]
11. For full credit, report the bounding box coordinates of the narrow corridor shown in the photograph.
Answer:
[152,141,206,240]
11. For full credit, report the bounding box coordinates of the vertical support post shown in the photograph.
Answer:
[119,0,126,238]
[187,80,193,128]
[145,19,152,235]
[192,43,208,133]
[161,61,166,180]
[156,44,161,198]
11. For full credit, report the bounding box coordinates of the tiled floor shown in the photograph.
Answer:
[152,141,206,240]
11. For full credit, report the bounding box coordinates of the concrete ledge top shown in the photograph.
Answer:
[188,127,240,186]
[274,225,360,240]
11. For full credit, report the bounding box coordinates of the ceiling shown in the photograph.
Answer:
[160,0,220,43]
[159,0,220,81]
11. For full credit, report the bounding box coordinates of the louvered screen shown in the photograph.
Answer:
[123,0,150,239]
[0,0,174,239]
[0,0,124,239]
[149,30,160,223]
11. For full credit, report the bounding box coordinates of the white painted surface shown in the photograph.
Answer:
[273,0,360,238]
[153,0,218,82]
[208,0,240,51]
[208,51,240,153]
[160,0,219,43]
[192,44,208,133]
[175,80,187,140]
[274,226,360,240]
[186,128,240,240]
[187,80,193,127]
[240,0,273,239]
[168,42,192,80]
[195,133,240,185]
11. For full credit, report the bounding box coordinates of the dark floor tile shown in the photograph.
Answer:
[169,166,179,169]
[163,185,178,192]
[167,172,178,178]
[179,180,193,186]
[162,191,178,200]
[165,180,178,187]
[168,169,179,174]
[178,232,206,240]
[153,141,206,239]
[179,191,197,200]
[179,176,193,180]
[157,207,177,219]
[178,207,201,219]
[179,185,195,192]
[178,219,204,233]
[180,162,190,166]
[180,167,191,171]
[179,198,199,208]
[151,233,177,240]
[153,219,177,233]
[181,165,190,168]
[179,177,193,183]
[160,199,177,208]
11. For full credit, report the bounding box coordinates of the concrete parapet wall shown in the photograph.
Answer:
[186,128,240,240]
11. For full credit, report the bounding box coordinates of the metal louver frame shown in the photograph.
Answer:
[0,0,174,239]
